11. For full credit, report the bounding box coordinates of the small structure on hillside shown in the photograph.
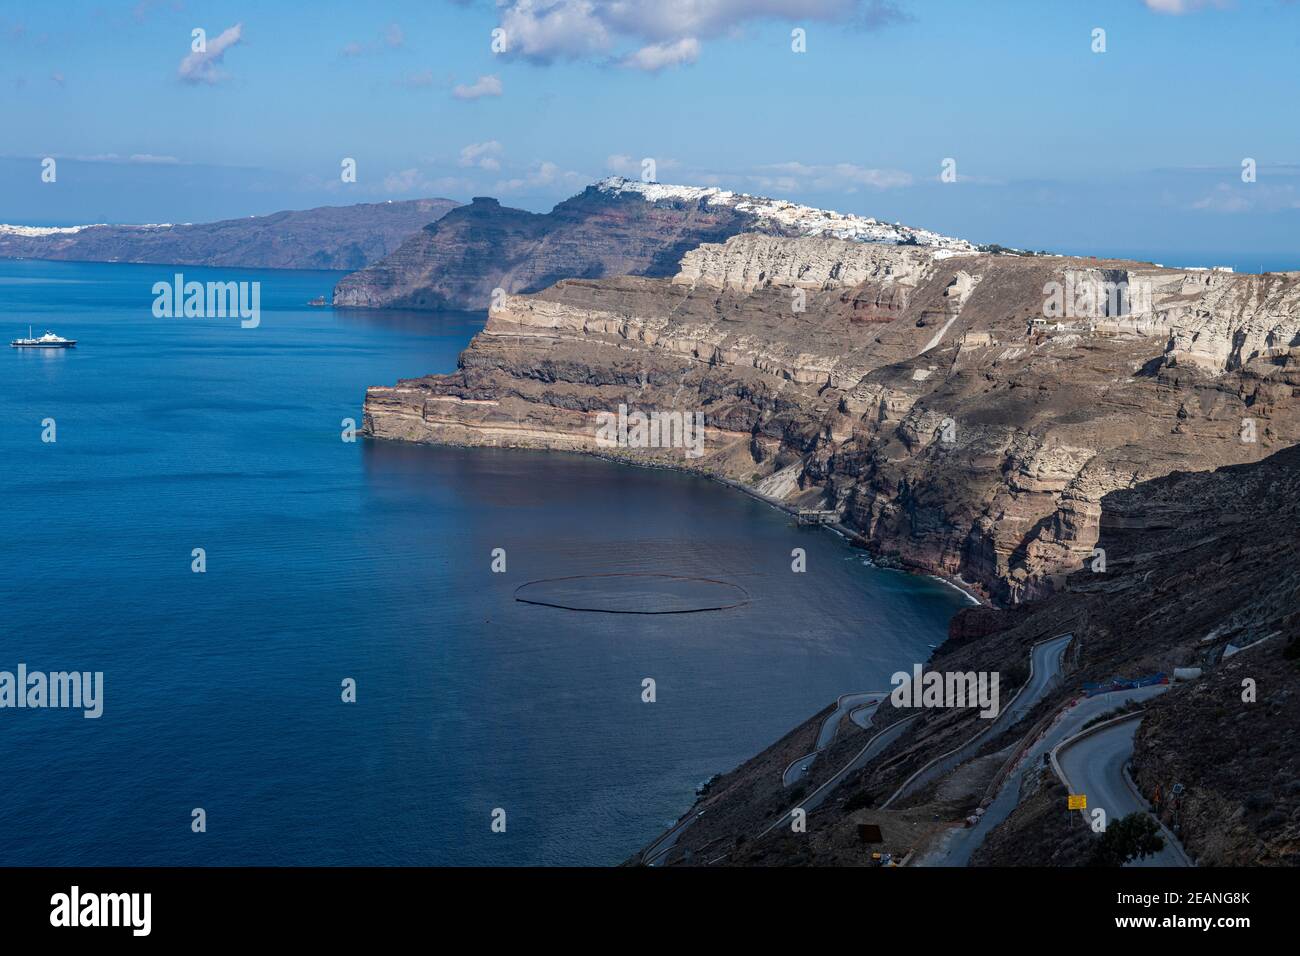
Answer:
[796,509,839,526]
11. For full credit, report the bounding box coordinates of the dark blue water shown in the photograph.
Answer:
[0,259,968,865]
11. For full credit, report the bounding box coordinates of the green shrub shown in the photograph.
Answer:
[1088,812,1164,866]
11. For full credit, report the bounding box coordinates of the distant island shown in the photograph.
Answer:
[332,177,973,311]
[0,197,458,272]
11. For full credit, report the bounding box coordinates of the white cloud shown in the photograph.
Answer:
[383,169,422,193]
[495,0,904,69]
[1192,192,1252,213]
[452,74,503,100]
[499,1,613,62]
[495,161,584,193]
[460,140,505,171]
[177,23,243,85]
[374,169,470,195]
[381,169,475,196]
[1142,0,1230,12]
[602,0,876,39]
[750,161,912,193]
[606,154,681,177]
[619,37,699,71]
[1191,182,1300,214]
[605,154,639,175]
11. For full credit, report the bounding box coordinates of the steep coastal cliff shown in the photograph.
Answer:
[333,177,973,311]
[969,445,1300,867]
[356,181,1300,866]
[365,232,1300,604]
[632,444,1299,867]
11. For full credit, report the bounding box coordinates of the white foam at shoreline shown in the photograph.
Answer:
[929,574,982,606]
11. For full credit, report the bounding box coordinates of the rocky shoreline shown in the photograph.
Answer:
[363,232,1300,604]
[358,222,1300,866]
[364,413,994,608]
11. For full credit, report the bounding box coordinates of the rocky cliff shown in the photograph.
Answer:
[364,231,1300,604]
[332,177,973,311]
[972,445,1300,867]
[0,198,458,271]
[353,181,1300,866]
[333,190,749,310]
[627,444,1300,867]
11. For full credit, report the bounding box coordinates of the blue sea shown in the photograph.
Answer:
[0,258,967,866]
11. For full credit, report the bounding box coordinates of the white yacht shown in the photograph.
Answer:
[10,326,76,348]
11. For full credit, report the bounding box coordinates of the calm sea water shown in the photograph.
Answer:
[0,259,967,866]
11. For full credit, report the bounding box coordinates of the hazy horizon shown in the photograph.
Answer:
[3,0,1299,265]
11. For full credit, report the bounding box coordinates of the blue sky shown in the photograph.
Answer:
[3,0,1300,267]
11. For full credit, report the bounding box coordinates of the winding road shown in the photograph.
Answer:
[849,700,880,729]
[1054,712,1190,867]
[650,634,1086,862]
[995,633,1073,732]
[782,693,884,787]
[881,633,1073,809]
[641,812,700,867]
[760,714,918,839]
[921,684,1167,866]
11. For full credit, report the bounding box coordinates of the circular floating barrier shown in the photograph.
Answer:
[513,572,750,615]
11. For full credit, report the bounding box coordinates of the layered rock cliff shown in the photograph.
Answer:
[364,232,1300,604]
[332,178,973,311]
[974,444,1300,867]
[0,198,458,271]
[628,443,1300,867]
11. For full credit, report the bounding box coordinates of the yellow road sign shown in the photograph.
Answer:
[1068,794,1087,810]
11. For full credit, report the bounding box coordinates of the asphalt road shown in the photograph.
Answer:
[849,699,881,729]
[994,633,1072,731]
[782,693,884,787]
[642,813,699,867]
[921,684,1167,866]
[881,633,1073,809]
[760,714,918,839]
[1055,713,1189,867]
